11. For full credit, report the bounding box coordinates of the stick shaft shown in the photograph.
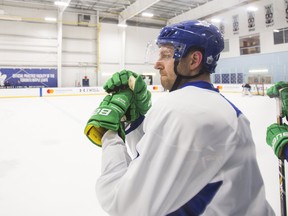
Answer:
[279,158,287,216]
[277,96,287,216]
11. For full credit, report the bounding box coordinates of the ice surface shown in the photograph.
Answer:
[0,92,282,215]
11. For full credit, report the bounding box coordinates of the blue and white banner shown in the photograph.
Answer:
[0,68,57,87]
[232,15,239,35]
[265,4,274,27]
[248,11,256,32]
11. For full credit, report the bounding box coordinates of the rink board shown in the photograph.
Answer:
[0,84,271,98]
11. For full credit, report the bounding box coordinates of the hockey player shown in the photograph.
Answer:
[84,20,275,215]
[242,83,252,96]
[265,82,288,216]
[266,81,288,160]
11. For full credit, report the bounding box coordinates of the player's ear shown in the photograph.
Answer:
[189,51,203,70]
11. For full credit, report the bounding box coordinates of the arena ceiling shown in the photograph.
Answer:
[0,0,259,28]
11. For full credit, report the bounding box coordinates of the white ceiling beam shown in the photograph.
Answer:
[168,0,259,24]
[118,0,160,24]
[61,0,71,12]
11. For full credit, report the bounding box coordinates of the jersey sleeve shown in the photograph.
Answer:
[125,115,145,158]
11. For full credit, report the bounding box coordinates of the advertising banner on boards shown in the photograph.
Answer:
[0,68,57,88]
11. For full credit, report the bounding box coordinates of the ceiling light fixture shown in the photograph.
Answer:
[142,12,154,18]
[247,6,258,12]
[45,17,57,22]
[211,18,221,23]
[0,15,22,21]
[118,23,128,28]
[248,69,268,73]
[54,1,69,6]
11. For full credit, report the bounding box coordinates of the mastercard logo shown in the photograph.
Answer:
[47,89,54,94]
[216,85,223,90]
[152,86,158,90]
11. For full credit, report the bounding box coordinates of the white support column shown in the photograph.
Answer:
[56,0,70,87]
[96,10,100,86]
[57,9,63,87]
[120,27,126,69]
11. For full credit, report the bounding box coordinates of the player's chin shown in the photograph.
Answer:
[160,78,170,90]
[160,76,166,84]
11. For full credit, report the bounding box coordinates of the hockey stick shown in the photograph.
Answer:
[277,87,288,216]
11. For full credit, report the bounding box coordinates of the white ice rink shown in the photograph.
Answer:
[0,92,284,216]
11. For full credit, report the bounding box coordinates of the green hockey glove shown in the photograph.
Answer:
[104,70,152,115]
[125,100,140,122]
[84,89,133,147]
[267,81,288,98]
[266,123,288,158]
[104,70,136,92]
[280,87,288,118]
[267,82,288,117]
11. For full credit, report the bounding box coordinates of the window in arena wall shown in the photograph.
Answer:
[273,28,288,45]
[239,34,260,55]
[223,39,229,52]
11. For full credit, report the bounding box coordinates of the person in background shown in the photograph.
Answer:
[242,83,252,96]
[0,72,7,87]
[4,80,11,88]
[84,20,275,215]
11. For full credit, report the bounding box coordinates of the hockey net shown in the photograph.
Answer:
[251,83,265,96]
[247,75,271,96]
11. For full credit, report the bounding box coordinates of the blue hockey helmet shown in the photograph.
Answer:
[156,20,224,73]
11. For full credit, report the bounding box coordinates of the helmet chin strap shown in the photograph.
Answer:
[170,59,204,92]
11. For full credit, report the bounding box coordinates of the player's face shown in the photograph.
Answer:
[154,45,177,90]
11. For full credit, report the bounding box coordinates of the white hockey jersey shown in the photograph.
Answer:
[96,81,275,216]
